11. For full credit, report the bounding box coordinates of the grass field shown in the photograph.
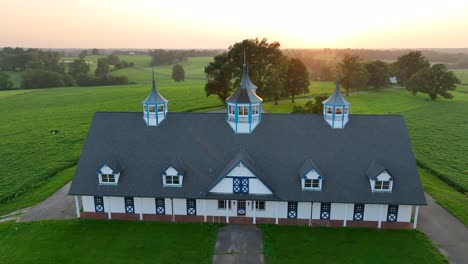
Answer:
[0,220,218,264]
[453,69,468,84]
[262,225,446,264]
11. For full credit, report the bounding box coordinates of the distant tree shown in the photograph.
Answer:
[91,48,100,55]
[107,54,120,65]
[95,58,110,77]
[0,72,14,90]
[22,69,74,89]
[205,38,288,102]
[172,64,185,82]
[365,60,390,88]
[68,58,90,78]
[149,49,188,66]
[263,63,288,105]
[287,58,310,103]
[406,64,460,100]
[339,54,369,95]
[392,51,429,86]
[79,50,88,59]
[292,95,327,113]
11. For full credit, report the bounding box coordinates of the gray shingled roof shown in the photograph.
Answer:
[226,64,262,104]
[323,81,351,106]
[141,80,168,104]
[366,160,393,180]
[162,155,187,176]
[98,160,124,174]
[69,112,426,205]
[298,159,323,179]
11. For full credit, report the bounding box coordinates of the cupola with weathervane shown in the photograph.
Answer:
[225,54,263,134]
[142,69,168,126]
[323,73,351,129]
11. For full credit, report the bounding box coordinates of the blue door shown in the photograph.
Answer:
[233,177,249,194]
[94,196,104,212]
[287,202,298,219]
[187,199,196,215]
[155,198,165,214]
[124,197,134,213]
[353,204,364,221]
[387,205,399,222]
[320,203,331,220]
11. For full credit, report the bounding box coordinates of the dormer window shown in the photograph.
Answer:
[96,160,123,185]
[366,160,394,192]
[161,157,186,188]
[299,159,324,191]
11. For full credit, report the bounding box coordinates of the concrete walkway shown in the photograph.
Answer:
[418,193,468,264]
[19,182,77,222]
[212,225,264,264]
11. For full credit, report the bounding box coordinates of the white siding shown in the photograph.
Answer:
[377,171,392,181]
[210,178,232,193]
[165,166,178,175]
[312,202,321,219]
[100,165,113,174]
[330,203,346,220]
[173,198,187,215]
[364,204,387,221]
[297,202,312,219]
[248,179,272,194]
[398,205,412,222]
[277,202,288,219]
[165,198,173,215]
[82,196,95,212]
[134,197,156,214]
[304,170,320,179]
[108,197,125,213]
[226,162,255,177]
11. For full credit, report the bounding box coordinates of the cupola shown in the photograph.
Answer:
[225,55,263,134]
[142,69,168,126]
[323,75,351,129]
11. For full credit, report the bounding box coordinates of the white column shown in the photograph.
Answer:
[107,197,112,219]
[171,198,175,222]
[413,206,419,229]
[343,204,348,227]
[309,202,313,227]
[253,200,256,224]
[203,199,207,222]
[139,198,143,221]
[378,204,383,229]
[75,196,80,218]
[226,200,229,223]
[275,201,279,224]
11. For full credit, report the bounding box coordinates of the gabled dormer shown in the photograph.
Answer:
[161,156,186,187]
[366,160,394,192]
[299,159,324,191]
[207,147,273,195]
[96,160,124,185]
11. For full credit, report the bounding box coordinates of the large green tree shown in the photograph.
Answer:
[95,58,110,77]
[263,63,288,105]
[204,38,288,102]
[365,60,390,88]
[287,58,310,103]
[0,72,13,90]
[406,64,460,100]
[68,58,90,78]
[339,54,369,95]
[392,51,429,86]
[172,64,185,82]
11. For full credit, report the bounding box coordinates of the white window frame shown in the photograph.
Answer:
[148,105,156,113]
[157,105,164,113]
[164,175,182,187]
[99,173,116,184]
[252,105,259,115]
[238,106,249,116]
[374,180,390,190]
[217,200,231,209]
[228,105,235,115]
[254,201,265,211]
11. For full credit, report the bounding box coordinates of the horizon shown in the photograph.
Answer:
[2,0,468,49]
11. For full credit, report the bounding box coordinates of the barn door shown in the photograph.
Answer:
[237,200,246,216]
[387,205,399,222]
[287,202,298,219]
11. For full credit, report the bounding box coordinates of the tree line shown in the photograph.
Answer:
[148,49,222,66]
[0,47,133,90]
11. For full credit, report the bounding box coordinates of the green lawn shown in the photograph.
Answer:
[452,69,468,85]
[0,220,218,264]
[262,225,447,264]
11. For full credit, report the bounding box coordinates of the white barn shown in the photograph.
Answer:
[69,63,426,229]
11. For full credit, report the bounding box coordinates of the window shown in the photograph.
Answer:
[353,204,365,221]
[252,105,259,115]
[228,105,235,115]
[345,107,349,114]
[143,105,148,112]
[254,201,265,211]
[305,179,320,189]
[155,198,165,214]
[101,174,116,184]
[218,200,232,209]
[187,199,196,215]
[387,205,399,222]
[94,196,104,212]
[287,202,298,219]
[165,175,181,186]
[233,177,249,193]
[320,203,331,220]
[238,106,249,116]
[375,180,390,190]
[327,107,333,114]
[157,105,164,112]
[124,197,134,213]
[336,108,342,114]
[149,105,155,112]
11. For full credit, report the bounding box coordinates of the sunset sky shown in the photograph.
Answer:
[2,0,468,49]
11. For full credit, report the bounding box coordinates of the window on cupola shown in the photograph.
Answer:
[238,106,249,116]
[327,107,333,114]
[228,105,235,115]
[252,105,259,115]
[149,106,155,112]
[157,105,164,112]
[336,108,342,114]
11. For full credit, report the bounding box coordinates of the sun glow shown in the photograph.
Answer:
[1,0,468,48]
